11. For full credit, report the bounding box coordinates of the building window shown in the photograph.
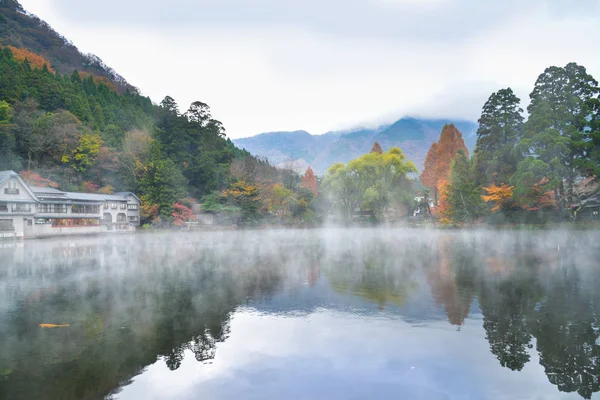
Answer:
[51,218,100,227]
[111,202,117,209]
[120,203,127,209]
[127,204,139,210]
[0,203,8,212]
[37,204,67,213]
[104,202,109,209]
[4,180,19,195]
[12,204,32,212]
[117,213,127,222]
[128,216,138,222]
[72,204,100,214]
[0,219,14,231]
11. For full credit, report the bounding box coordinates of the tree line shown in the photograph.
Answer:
[248,61,599,227]
[1,45,598,226]
[416,62,599,225]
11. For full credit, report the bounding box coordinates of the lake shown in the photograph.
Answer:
[1,228,600,400]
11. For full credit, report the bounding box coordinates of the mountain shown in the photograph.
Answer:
[0,0,133,92]
[233,117,478,174]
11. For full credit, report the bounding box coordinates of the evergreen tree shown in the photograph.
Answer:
[445,150,485,222]
[517,63,599,210]
[474,88,524,185]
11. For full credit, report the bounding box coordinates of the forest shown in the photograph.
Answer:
[321,62,600,226]
[0,33,598,226]
[416,62,600,225]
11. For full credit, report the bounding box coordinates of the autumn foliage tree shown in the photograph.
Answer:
[420,124,469,206]
[6,46,54,72]
[301,166,318,197]
[19,170,58,188]
[371,142,383,154]
[222,180,263,223]
[482,184,515,212]
[172,203,193,226]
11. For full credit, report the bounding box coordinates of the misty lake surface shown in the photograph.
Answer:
[1,229,600,400]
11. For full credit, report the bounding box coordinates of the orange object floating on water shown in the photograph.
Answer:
[39,324,71,328]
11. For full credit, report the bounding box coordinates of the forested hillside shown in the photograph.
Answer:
[0,0,132,91]
[0,0,257,224]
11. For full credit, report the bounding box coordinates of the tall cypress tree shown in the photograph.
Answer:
[474,88,524,186]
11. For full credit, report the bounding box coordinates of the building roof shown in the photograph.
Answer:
[64,192,129,202]
[0,170,18,187]
[0,170,40,201]
[582,194,600,208]
[114,192,141,203]
[29,186,65,194]
[31,186,130,202]
[2,171,139,204]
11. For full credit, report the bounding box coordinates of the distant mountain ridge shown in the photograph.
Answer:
[233,117,478,174]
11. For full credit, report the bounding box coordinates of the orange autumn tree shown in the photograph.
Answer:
[482,184,515,212]
[420,124,469,206]
[79,71,119,92]
[432,180,451,222]
[522,179,556,211]
[301,166,318,197]
[7,46,54,72]
[371,142,383,154]
[19,170,58,188]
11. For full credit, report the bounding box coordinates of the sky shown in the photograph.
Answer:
[18,0,600,139]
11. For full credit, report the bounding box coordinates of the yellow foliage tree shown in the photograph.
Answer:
[482,184,515,212]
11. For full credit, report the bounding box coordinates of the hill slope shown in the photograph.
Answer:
[0,0,133,91]
[233,117,478,173]
[0,0,251,219]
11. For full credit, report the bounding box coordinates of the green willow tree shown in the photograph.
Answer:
[473,88,524,185]
[323,146,416,222]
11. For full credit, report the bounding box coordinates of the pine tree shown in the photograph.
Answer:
[474,88,524,185]
[445,150,485,222]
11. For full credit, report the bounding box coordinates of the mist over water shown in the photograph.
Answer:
[1,228,600,399]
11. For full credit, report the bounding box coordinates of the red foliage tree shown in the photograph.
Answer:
[82,181,99,193]
[370,142,383,154]
[419,124,469,205]
[19,170,58,188]
[301,166,318,197]
[172,203,193,226]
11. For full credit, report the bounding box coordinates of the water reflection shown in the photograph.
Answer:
[0,229,599,399]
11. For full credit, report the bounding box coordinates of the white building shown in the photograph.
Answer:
[0,170,141,239]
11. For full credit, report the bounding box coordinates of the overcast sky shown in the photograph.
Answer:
[18,0,600,139]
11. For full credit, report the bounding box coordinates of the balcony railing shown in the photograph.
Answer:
[4,188,19,195]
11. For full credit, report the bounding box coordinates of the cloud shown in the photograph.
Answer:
[18,0,600,138]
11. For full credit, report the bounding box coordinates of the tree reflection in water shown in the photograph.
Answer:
[0,230,599,399]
